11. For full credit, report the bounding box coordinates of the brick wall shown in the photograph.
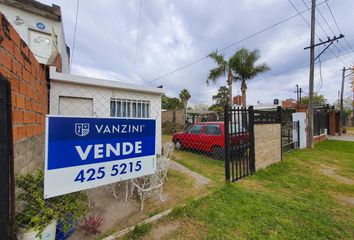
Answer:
[0,13,61,174]
[254,124,281,170]
[314,134,326,144]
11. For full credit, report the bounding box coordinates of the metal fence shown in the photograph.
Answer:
[281,120,300,154]
[254,107,282,124]
[11,75,237,239]
[0,74,15,240]
[313,109,327,136]
[224,106,255,182]
[11,74,165,239]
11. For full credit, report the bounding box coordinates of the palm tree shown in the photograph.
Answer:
[179,89,191,109]
[231,48,270,107]
[179,89,191,128]
[207,50,235,105]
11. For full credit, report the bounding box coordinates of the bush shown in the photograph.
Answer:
[15,170,88,235]
[162,121,184,134]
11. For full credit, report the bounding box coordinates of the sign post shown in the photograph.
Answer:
[44,116,156,198]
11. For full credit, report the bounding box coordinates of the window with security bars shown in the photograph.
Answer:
[110,98,150,118]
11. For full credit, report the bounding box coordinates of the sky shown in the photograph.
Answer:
[38,0,354,106]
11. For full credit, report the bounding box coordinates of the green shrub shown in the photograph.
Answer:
[123,223,151,240]
[15,170,88,234]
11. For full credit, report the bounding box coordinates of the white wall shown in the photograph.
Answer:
[292,112,307,149]
[50,81,162,154]
[0,3,70,72]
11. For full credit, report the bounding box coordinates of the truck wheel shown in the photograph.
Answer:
[212,146,224,160]
[175,140,183,150]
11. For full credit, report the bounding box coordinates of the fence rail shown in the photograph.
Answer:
[254,107,282,124]
[281,120,299,154]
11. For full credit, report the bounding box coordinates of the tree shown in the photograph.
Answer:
[207,48,270,106]
[231,48,270,107]
[179,89,191,109]
[207,50,235,105]
[208,86,230,117]
[301,94,327,105]
[212,86,229,106]
[162,94,182,110]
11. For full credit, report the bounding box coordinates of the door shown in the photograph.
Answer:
[184,124,203,151]
[202,124,223,152]
[29,29,53,64]
[59,96,93,116]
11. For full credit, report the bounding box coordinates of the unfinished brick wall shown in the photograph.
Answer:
[0,13,61,174]
[254,123,281,170]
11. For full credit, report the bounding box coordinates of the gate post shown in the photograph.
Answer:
[0,75,15,240]
[224,105,230,182]
[248,106,255,173]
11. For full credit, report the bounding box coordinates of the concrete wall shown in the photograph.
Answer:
[292,112,307,149]
[254,124,281,170]
[0,13,62,174]
[50,81,162,154]
[162,109,185,124]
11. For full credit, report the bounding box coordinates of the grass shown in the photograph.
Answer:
[163,134,224,184]
[123,223,152,240]
[146,140,354,240]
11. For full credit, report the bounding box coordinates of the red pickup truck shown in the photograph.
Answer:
[172,122,249,159]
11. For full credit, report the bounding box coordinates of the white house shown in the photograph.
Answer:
[0,0,70,72]
[49,67,164,154]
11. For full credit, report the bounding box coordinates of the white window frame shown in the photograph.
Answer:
[110,98,150,118]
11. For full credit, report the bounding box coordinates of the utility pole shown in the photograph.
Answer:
[299,88,302,104]
[352,78,354,126]
[307,0,316,148]
[339,67,346,136]
[295,85,299,111]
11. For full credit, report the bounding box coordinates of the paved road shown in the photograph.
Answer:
[327,135,354,142]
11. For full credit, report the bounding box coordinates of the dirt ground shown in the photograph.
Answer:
[69,167,209,239]
[319,164,354,207]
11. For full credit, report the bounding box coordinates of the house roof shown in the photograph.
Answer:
[49,67,165,95]
[0,0,61,21]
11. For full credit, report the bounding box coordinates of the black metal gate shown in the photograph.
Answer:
[0,74,14,239]
[281,120,300,154]
[224,105,255,182]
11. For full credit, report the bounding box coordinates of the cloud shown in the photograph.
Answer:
[37,0,354,106]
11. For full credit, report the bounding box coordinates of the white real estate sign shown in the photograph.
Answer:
[44,116,156,198]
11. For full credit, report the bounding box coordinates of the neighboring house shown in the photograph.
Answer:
[0,0,70,72]
[0,0,164,175]
[49,67,164,154]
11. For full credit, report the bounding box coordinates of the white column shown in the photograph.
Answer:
[292,112,307,149]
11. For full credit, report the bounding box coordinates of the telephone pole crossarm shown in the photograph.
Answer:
[304,34,344,50]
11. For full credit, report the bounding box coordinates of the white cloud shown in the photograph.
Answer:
[37,0,354,106]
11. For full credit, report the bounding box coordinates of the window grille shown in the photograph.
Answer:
[110,99,150,118]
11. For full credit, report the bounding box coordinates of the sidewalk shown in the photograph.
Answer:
[327,135,354,142]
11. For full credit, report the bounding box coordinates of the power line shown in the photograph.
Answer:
[71,0,80,68]
[316,55,323,93]
[325,0,354,55]
[146,0,329,84]
[313,1,354,62]
[288,0,350,67]
[252,49,354,84]
[301,0,352,65]
[134,0,143,69]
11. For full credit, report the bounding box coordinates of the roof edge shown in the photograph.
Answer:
[0,0,61,21]
[49,67,165,95]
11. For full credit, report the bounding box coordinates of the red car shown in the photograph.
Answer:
[172,122,249,159]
